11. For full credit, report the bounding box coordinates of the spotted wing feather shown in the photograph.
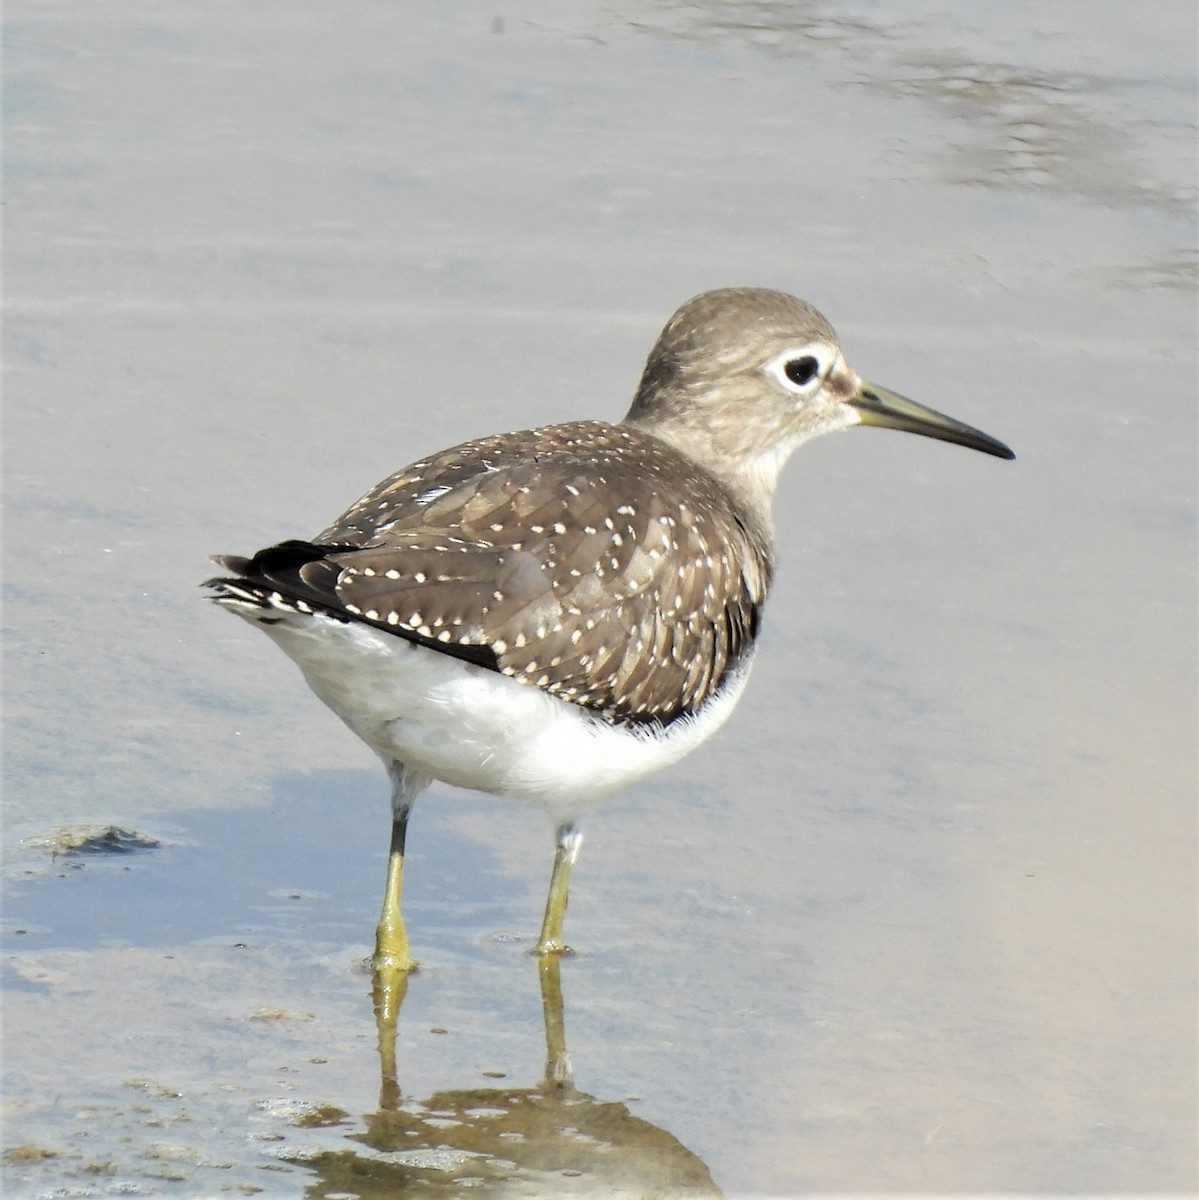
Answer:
[216,421,772,725]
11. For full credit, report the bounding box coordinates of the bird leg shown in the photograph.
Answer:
[372,767,420,1067]
[370,820,409,1104]
[373,760,425,977]
[374,811,413,974]
[371,762,429,1108]
[535,822,583,956]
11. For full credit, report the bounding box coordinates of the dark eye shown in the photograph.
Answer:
[784,356,821,387]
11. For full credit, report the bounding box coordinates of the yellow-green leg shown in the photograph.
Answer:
[372,760,427,976]
[371,819,410,1112]
[372,764,424,1081]
[374,763,432,1108]
[373,813,414,974]
[534,822,583,956]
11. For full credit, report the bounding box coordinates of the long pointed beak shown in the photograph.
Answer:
[849,381,1015,460]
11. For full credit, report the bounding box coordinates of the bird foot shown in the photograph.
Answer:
[372,949,417,975]
[531,939,575,958]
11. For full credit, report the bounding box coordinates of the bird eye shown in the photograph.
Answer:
[784,356,820,387]
[765,346,832,396]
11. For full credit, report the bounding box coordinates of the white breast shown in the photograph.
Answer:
[235,605,752,824]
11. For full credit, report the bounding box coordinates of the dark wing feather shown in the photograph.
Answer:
[216,420,773,726]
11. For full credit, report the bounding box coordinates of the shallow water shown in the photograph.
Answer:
[4,1,1196,1195]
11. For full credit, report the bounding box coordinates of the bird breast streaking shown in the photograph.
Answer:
[205,286,1014,976]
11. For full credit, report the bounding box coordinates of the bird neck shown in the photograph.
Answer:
[621,411,781,550]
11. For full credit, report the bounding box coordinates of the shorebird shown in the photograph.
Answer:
[205,287,1013,972]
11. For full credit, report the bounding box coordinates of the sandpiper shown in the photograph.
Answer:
[205,287,1013,972]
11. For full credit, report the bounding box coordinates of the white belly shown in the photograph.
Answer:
[238,606,751,822]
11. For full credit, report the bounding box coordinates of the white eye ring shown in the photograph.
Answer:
[765,347,829,395]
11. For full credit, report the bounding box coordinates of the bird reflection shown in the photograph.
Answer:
[289,958,722,1197]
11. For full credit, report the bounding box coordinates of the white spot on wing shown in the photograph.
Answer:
[415,484,453,505]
